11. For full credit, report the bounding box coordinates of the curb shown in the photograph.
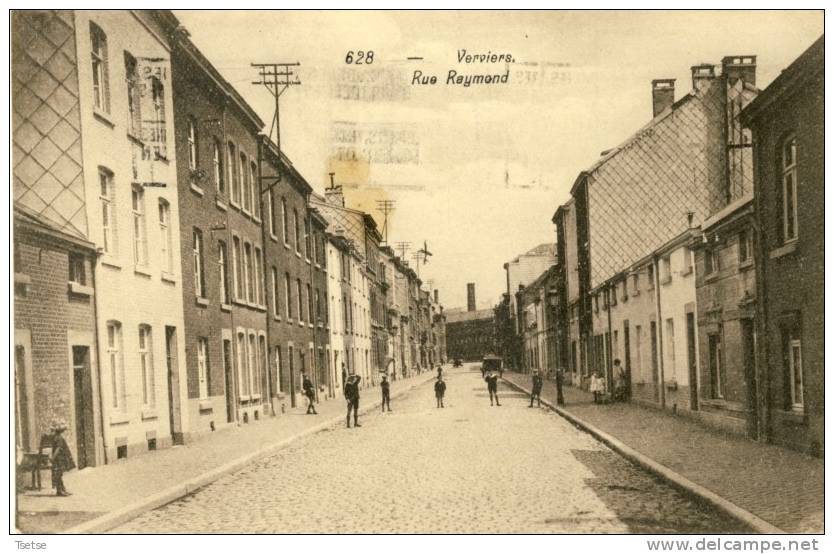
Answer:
[68,372,436,534]
[501,377,786,535]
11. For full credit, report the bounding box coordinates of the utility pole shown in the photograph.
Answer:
[395,241,411,260]
[252,61,300,406]
[375,200,396,245]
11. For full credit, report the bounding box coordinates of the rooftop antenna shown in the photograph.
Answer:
[395,241,411,260]
[376,200,396,244]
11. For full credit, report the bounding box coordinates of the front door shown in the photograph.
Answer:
[15,345,31,452]
[223,339,235,423]
[650,321,659,402]
[622,321,631,400]
[165,327,184,445]
[741,319,758,439]
[686,312,699,411]
[72,346,94,469]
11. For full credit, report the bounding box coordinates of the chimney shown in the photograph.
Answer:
[325,172,345,207]
[433,289,439,303]
[467,283,476,312]
[722,55,756,87]
[691,64,716,92]
[651,79,675,117]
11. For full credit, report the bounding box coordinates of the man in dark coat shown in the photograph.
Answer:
[530,370,543,408]
[50,422,75,496]
[437,365,443,380]
[344,374,361,428]
[381,374,391,412]
[302,372,317,414]
[434,376,446,408]
[485,370,501,406]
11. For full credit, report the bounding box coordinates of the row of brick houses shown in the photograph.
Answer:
[13,9,446,470]
[508,37,823,456]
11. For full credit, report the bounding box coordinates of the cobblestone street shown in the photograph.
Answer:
[113,366,747,534]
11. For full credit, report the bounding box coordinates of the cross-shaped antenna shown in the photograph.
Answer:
[376,200,396,244]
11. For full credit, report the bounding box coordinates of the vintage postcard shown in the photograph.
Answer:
[10,8,824,542]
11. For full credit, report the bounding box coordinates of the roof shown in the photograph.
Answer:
[14,204,96,251]
[742,35,824,124]
[445,308,494,323]
[509,243,557,263]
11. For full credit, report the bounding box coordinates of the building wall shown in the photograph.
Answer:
[74,10,189,460]
[326,240,346,394]
[750,59,823,455]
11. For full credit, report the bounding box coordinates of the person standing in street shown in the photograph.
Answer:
[437,365,443,380]
[613,359,627,402]
[485,370,501,406]
[302,372,317,414]
[435,376,446,408]
[530,370,543,408]
[344,373,362,428]
[50,421,74,496]
[381,374,391,412]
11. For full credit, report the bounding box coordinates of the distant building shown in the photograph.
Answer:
[743,36,824,456]
[467,283,476,312]
[445,308,495,362]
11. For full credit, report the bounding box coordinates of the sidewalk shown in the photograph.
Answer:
[15,369,440,534]
[502,372,823,534]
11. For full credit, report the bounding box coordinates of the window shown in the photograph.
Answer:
[232,237,243,301]
[125,52,140,135]
[275,346,283,393]
[285,273,292,319]
[138,325,155,407]
[297,279,304,322]
[90,23,109,112]
[307,283,313,323]
[198,337,209,399]
[705,247,719,275]
[647,265,655,290]
[635,325,643,380]
[213,140,224,193]
[106,322,124,410]
[304,216,311,259]
[258,335,267,397]
[187,118,198,175]
[293,209,300,253]
[782,136,798,243]
[228,142,239,204]
[268,192,276,237]
[150,78,167,159]
[248,333,257,396]
[99,168,115,254]
[682,247,693,275]
[240,152,249,212]
[243,242,253,303]
[665,318,675,373]
[271,267,279,317]
[281,197,288,244]
[193,229,205,298]
[610,286,617,307]
[315,288,322,322]
[631,273,640,296]
[738,230,753,264]
[69,253,85,285]
[236,332,247,397]
[219,241,229,305]
[159,200,172,274]
[132,185,147,265]
[784,328,804,410]
[343,293,349,332]
[621,279,628,302]
[254,247,264,305]
[660,255,671,284]
[709,334,724,399]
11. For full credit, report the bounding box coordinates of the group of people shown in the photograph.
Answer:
[590,358,629,404]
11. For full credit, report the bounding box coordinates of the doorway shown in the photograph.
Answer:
[15,345,31,452]
[741,319,758,439]
[165,327,184,445]
[72,346,94,469]
[622,321,631,401]
[686,312,698,411]
[223,339,235,423]
[650,321,659,402]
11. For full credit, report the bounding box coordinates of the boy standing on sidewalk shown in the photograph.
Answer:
[344,374,361,428]
[485,370,501,406]
[50,422,74,496]
[530,370,543,408]
[435,376,446,408]
[302,372,317,415]
[381,374,391,412]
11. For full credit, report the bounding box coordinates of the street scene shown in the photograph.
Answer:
[10,9,824,539]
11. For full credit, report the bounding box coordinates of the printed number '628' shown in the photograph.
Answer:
[345,51,374,64]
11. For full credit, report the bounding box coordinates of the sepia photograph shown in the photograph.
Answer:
[8,6,825,542]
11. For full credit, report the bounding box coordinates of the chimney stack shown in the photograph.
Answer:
[722,55,756,86]
[467,283,476,312]
[325,172,345,207]
[651,79,676,117]
[691,64,716,92]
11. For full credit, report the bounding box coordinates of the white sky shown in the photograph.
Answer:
[175,10,822,310]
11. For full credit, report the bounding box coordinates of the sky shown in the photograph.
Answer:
[175,10,822,311]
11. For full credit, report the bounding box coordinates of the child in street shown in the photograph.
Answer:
[435,376,446,408]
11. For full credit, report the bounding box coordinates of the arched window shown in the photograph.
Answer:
[281,197,288,244]
[90,22,109,112]
[106,321,124,410]
[187,118,198,172]
[213,139,223,193]
[158,200,172,273]
[781,135,798,243]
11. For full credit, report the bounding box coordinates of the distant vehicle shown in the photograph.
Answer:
[453,358,463,367]
[481,354,503,377]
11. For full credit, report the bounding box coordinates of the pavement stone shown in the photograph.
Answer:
[502,371,824,534]
[14,370,438,534]
[111,366,746,534]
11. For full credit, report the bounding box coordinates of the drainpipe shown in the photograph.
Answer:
[606,283,614,391]
[653,255,666,408]
[308,200,319,403]
[257,136,274,415]
[91,248,108,465]
[221,99,240,422]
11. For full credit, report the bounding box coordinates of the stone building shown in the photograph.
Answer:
[168,16,269,433]
[743,36,824,456]
[445,303,496,363]
[13,10,104,468]
[503,243,557,343]
[518,266,559,375]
